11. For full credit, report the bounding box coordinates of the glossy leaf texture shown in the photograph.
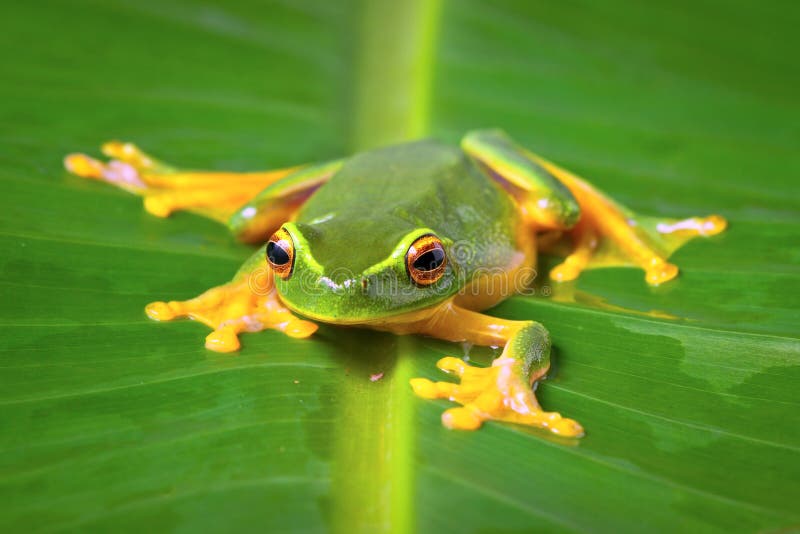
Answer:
[1,1,798,532]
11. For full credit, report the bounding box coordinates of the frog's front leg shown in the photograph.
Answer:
[409,303,583,437]
[463,130,727,285]
[147,246,317,352]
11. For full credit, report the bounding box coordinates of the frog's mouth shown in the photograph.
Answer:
[277,291,446,329]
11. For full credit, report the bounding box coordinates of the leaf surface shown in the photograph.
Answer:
[1,1,798,532]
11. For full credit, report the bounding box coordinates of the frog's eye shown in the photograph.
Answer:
[267,227,294,279]
[406,234,447,286]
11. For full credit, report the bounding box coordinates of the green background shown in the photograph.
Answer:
[2,0,798,532]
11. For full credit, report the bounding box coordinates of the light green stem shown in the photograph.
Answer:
[331,2,442,532]
[330,335,416,534]
[350,0,442,151]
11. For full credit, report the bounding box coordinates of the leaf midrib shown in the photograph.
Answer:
[328,2,443,533]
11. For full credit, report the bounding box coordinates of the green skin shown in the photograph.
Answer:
[278,140,518,322]
[228,130,581,384]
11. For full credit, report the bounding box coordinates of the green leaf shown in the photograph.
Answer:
[2,0,798,532]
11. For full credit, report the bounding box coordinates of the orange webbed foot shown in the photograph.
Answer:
[146,277,317,353]
[411,356,584,437]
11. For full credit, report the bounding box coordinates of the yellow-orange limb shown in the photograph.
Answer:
[146,268,317,353]
[529,153,727,285]
[64,140,300,223]
[408,302,583,436]
[549,219,598,282]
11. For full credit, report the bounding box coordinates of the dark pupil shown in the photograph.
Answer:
[413,248,444,271]
[267,241,290,265]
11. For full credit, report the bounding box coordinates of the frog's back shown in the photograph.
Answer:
[296,139,520,276]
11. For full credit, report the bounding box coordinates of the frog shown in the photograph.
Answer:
[64,130,726,437]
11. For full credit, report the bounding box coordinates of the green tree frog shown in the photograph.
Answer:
[64,130,726,437]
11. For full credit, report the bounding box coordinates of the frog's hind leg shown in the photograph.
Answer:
[532,155,727,285]
[64,140,301,224]
[408,302,583,436]
[146,246,318,352]
[463,130,727,286]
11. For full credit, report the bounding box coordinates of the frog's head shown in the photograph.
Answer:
[265,221,460,325]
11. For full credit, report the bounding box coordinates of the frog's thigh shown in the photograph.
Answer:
[227,160,343,242]
[146,247,317,352]
[461,129,579,231]
[64,140,302,223]
[409,303,583,436]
